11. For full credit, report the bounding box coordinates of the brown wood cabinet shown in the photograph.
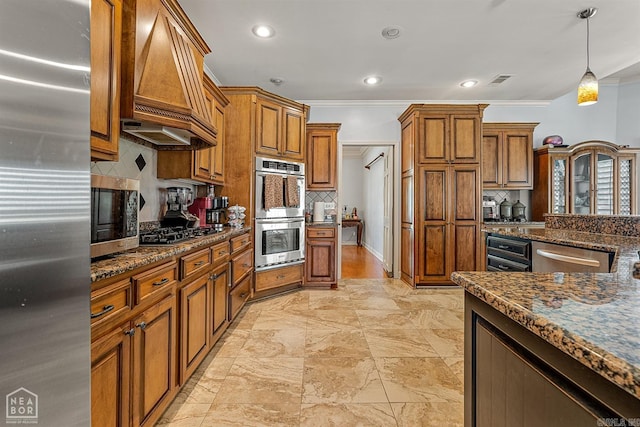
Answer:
[398,104,486,287]
[156,75,230,184]
[482,123,538,190]
[90,0,122,161]
[221,87,309,224]
[131,294,177,427]
[254,97,306,160]
[416,164,481,283]
[532,140,639,221]
[90,233,242,426]
[179,273,209,383]
[91,323,131,427]
[306,123,340,190]
[229,232,253,321]
[255,263,304,294]
[305,226,337,288]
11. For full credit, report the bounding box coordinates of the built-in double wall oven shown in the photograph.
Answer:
[254,157,305,271]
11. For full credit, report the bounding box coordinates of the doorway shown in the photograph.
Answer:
[337,143,398,279]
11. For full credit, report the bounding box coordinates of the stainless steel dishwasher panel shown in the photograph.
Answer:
[531,241,612,273]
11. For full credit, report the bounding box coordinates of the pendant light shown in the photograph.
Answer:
[577,8,598,106]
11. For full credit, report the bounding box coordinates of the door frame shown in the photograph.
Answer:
[337,140,400,279]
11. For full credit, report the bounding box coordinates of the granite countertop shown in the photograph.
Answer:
[91,227,251,283]
[453,227,640,400]
[306,221,340,227]
[481,226,640,273]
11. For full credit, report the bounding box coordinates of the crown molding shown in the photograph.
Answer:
[298,99,552,107]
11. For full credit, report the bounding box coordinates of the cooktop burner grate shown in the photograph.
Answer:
[139,226,222,244]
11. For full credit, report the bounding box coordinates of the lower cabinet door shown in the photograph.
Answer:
[180,274,209,383]
[229,274,251,322]
[132,295,177,427]
[305,239,336,285]
[211,263,229,338]
[91,323,131,427]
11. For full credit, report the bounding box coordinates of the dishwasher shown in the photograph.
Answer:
[531,241,613,273]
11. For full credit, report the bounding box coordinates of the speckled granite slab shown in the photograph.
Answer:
[545,214,640,237]
[452,270,640,400]
[91,227,251,282]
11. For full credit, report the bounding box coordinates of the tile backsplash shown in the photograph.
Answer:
[91,137,198,222]
[306,191,338,216]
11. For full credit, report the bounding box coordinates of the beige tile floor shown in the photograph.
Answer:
[156,278,465,427]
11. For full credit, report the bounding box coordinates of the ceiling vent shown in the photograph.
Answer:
[489,74,513,86]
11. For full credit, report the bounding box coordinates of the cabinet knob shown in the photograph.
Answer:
[194,261,205,267]
[136,321,147,330]
[124,328,135,336]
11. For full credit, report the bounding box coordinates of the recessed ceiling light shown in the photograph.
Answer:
[460,80,478,88]
[364,76,382,85]
[252,25,275,38]
[381,26,401,39]
[270,78,284,86]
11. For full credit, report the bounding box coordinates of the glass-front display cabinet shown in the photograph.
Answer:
[532,141,639,221]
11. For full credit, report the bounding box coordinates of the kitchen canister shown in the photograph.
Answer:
[499,199,513,220]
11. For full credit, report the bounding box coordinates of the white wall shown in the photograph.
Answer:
[340,155,364,245]
[307,82,640,148]
[361,147,388,259]
[616,82,640,147]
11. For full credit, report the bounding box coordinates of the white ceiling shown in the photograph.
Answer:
[179,0,640,102]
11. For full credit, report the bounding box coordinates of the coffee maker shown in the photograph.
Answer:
[206,196,229,231]
[161,187,199,228]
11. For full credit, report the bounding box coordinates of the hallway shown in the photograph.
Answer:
[156,279,464,426]
[341,245,388,279]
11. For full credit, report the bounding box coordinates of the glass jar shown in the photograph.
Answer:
[512,200,526,220]
[499,199,512,220]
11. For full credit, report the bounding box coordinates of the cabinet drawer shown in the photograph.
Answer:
[307,227,335,239]
[211,241,230,265]
[132,261,177,305]
[229,274,251,321]
[230,233,251,254]
[487,254,529,272]
[487,236,530,259]
[180,248,211,281]
[91,279,131,326]
[231,249,253,285]
[255,264,303,292]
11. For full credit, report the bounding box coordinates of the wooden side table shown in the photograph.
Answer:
[341,219,363,246]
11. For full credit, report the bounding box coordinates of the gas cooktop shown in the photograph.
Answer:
[139,226,222,245]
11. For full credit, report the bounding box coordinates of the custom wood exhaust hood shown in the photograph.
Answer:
[120,0,217,150]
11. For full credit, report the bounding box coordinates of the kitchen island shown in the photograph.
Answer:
[453,215,640,425]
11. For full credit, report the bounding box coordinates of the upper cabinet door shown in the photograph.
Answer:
[281,107,305,161]
[90,0,122,161]
[418,115,448,163]
[449,114,481,163]
[255,98,281,157]
[572,152,592,215]
[306,124,339,190]
[482,132,501,187]
[594,152,615,215]
[502,131,533,189]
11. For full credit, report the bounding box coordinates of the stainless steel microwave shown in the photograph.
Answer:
[90,174,140,258]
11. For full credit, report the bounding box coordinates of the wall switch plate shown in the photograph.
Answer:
[324,202,336,210]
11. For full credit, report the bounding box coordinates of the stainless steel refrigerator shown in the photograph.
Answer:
[0,0,91,425]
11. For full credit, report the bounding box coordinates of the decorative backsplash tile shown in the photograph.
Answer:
[91,137,197,222]
[306,191,338,215]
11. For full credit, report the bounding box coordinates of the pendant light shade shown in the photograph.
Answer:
[577,8,598,106]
